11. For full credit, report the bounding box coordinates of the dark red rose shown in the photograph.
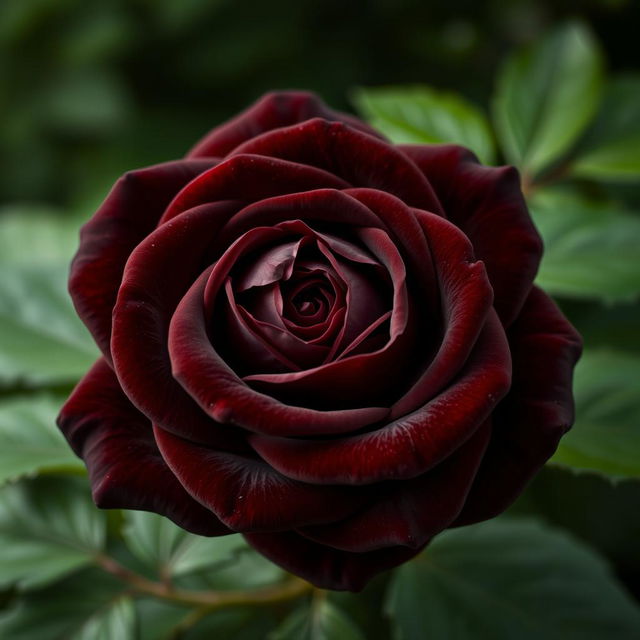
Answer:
[57,91,582,591]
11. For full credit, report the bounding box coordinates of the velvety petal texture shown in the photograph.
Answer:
[58,91,581,592]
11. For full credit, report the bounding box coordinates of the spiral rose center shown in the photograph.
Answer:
[283,275,335,327]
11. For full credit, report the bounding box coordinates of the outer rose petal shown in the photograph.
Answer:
[400,144,543,326]
[162,154,349,223]
[111,201,251,446]
[244,531,421,592]
[231,118,443,214]
[153,426,371,532]
[298,420,491,552]
[70,159,216,360]
[454,287,582,526]
[390,208,494,419]
[56,359,230,536]
[187,90,385,158]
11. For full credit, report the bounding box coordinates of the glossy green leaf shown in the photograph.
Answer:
[571,75,640,180]
[493,22,603,176]
[530,189,640,301]
[0,264,98,386]
[271,598,365,640]
[551,349,640,479]
[386,518,640,640]
[123,510,247,579]
[0,476,105,589]
[0,569,134,640]
[353,85,495,164]
[0,394,84,486]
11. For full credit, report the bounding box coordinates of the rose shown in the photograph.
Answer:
[57,91,581,591]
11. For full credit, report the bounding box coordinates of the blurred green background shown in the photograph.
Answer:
[1,0,639,209]
[2,1,640,638]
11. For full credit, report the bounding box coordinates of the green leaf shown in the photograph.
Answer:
[0,205,82,266]
[123,510,247,579]
[0,569,135,640]
[0,394,84,485]
[271,598,365,640]
[551,349,640,479]
[74,596,135,640]
[353,85,495,164]
[386,518,640,640]
[0,264,98,386]
[530,189,640,301]
[186,608,279,640]
[177,547,284,591]
[493,22,603,176]
[135,599,279,640]
[0,476,105,589]
[571,75,640,180]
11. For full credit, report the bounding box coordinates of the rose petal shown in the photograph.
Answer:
[454,287,582,525]
[400,144,542,326]
[235,238,305,291]
[298,420,491,552]
[244,531,421,592]
[162,154,349,223]
[231,118,443,214]
[111,201,249,447]
[215,189,383,249]
[56,359,230,536]
[250,311,511,484]
[224,280,331,372]
[169,268,390,436]
[244,227,411,408]
[187,91,385,158]
[70,159,216,360]
[344,189,439,317]
[389,208,494,419]
[153,426,370,532]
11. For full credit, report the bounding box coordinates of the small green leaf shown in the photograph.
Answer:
[0,264,98,386]
[0,476,105,589]
[551,349,640,479]
[0,569,134,640]
[530,189,640,301]
[353,85,495,164]
[0,394,84,486]
[493,22,603,176]
[571,74,640,180]
[271,598,365,640]
[123,510,247,579]
[386,518,640,640]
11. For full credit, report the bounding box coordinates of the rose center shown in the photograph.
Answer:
[282,277,335,327]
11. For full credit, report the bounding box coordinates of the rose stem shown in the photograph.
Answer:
[94,552,313,610]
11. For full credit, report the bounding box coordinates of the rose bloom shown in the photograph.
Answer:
[58,91,581,591]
